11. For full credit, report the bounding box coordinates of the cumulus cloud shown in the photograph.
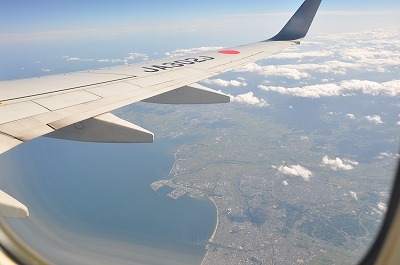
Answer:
[377,152,398,159]
[238,62,309,80]
[229,92,268,107]
[203,78,247,87]
[346,114,356,120]
[97,58,123,63]
[164,47,223,58]
[322,155,357,171]
[277,165,312,181]
[125,52,149,62]
[377,202,387,213]
[350,191,358,201]
[343,159,359,166]
[259,83,342,98]
[341,79,400,97]
[364,115,383,124]
[64,56,95,62]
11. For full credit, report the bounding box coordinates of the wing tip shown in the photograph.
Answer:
[267,0,322,42]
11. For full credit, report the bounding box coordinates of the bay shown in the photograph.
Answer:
[0,136,216,264]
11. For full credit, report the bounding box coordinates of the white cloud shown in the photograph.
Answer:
[258,79,400,98]
[377,202,387,213]
[97,52,149,64]
[259,83,342,98]
[350,191,358,201]
[322,155,357,171]
[238,62,309,80]
[229,92,268,107]
[341,79,400,97]
[346,114,356,120]
[343,159,359,166]
[278,165,312,181]
[97,58,123,63]
[377,152,397,159]
[364,115,383,124]
[64,52,149,64]
[379,152,391,158]
[125,52,149,62]
[164,47,223,58]
[65,57,95,62]
[203,78,247,87]
[268,50,334,60]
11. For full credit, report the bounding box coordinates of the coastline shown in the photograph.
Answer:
[201,197,219,265]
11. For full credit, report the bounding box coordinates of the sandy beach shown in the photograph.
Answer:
[201,197,219,265]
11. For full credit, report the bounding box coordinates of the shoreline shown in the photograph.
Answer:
[201,197,219,265]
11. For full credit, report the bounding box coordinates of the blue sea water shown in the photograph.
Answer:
[0,136,216,263]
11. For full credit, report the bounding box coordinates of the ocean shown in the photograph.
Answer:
[0,136,216,264]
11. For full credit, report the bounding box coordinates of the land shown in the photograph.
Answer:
[115,97,397,265]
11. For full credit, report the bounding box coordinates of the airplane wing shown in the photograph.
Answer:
[0,0,322,217]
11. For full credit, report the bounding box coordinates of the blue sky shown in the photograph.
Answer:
[1,0,399,34]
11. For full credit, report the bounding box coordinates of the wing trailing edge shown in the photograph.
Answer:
[142,83,230,104]
[268,0,322,41]
[45,113,154,143]
[0,190,29,218]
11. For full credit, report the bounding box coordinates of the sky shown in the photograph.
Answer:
[3,0,399,33]
[1,1,400,38]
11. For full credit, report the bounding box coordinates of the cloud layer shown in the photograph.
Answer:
[232,29,400,100]
[258,79,400,98]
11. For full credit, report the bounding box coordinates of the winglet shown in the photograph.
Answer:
[267,0,322,41]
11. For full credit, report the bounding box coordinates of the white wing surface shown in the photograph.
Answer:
[0,0,322,216]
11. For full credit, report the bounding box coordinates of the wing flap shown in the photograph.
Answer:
[0,117,53,142]
[142,83,230,104]
[32,91,101,111]
[45,113,154,143]
[0,134,22,155]
[0,190,29,218]
[0,72,136,102]
[0,101,49,124]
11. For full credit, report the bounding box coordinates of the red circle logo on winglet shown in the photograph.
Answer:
[218,50,240,54]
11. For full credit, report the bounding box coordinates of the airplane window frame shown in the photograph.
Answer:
[358,158,400,265]
[0,0,398,263]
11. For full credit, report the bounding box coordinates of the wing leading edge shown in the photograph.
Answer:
[0,0,322,217]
